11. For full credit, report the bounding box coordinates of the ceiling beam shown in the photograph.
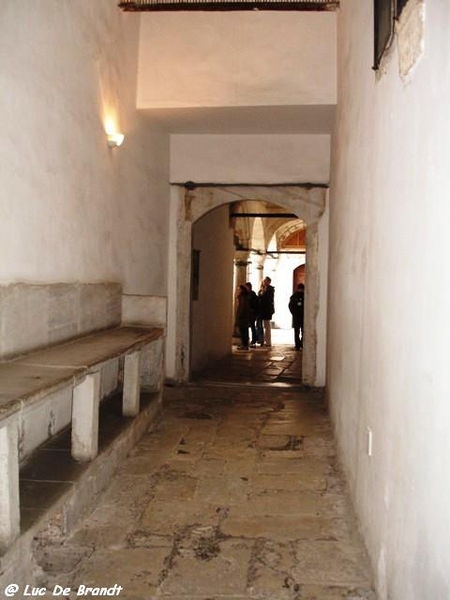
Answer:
[231,212,298,218]
[119,0,339,11]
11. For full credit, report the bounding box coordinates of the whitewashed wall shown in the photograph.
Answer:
[328,1,450,598]
[138,12,336,108]
[191,205,235,372]
[0,0,170,295]
[170,134,331,184]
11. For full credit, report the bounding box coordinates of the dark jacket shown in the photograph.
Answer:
[249,291,259,318]
[236,291,251,328]
[289,290,305,327]
[259,285,275,320]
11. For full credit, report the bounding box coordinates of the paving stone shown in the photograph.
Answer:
[71,547,168,597]
[247,539,297,599]
[133,428,188,457]
[241,490,329,516]
[260,449,308,461]
[262,424,317,436]
[85,476,154,518]
[257,457,322,475]
[303,433,337,457]
[151,472,198,501]
[68,524,132,548]
[205,446,259,462]
[35,543,92,574]
[167,457,226,476]
[172,446,204,462]
[257,434,295,449]
[222,457,259,477]
[325,476,348,495]
[160,538,253,596]
[209,437,258,452]
[139,500,220,535]
[181,425,218,445]
[156,597,254,600]
[249,473,327,494]
[221,514,347,542]
[292,541,372,586]
[127,529,173,548]
[195,475,248,504]
[216,426,259,442]
[119,452,170,474]
[255,584,377,600]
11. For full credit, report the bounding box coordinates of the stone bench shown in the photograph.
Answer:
[0,325,164,553]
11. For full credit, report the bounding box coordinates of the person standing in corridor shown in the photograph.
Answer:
[289,283,305,350]
[235,284,251,350]
[258,276,275,347]
[245,282,260,348]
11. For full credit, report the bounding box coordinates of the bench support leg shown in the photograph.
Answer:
[72,372,101,462]
[0,419,20,552]
[123,351,141,417]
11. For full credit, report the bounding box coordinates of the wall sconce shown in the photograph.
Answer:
[107,132,125,148]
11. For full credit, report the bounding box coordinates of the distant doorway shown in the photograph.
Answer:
[293,264,306,292]
[167,183,328,386]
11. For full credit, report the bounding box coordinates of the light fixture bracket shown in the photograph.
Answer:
[107,132,125,148]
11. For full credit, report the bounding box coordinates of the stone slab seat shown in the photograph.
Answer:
[0,325,164,553]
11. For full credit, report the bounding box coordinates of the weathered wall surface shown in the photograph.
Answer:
[191,204,235,372]
[328,1,450,598]
[0,282,121,359]
[0,1,170,294]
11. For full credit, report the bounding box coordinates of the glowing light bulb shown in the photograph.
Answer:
[107,132,125,148]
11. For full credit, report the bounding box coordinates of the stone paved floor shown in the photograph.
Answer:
[35,341,376,600]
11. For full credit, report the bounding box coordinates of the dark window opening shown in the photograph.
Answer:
[374,0,411,70]
[192,250,200,301]
[396,0,409,17]
[374,0,394,70]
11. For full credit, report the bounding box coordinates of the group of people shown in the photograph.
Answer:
[235,276,275,349]
[235,277,305,351]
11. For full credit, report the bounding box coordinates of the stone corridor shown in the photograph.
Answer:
[34,342,376,600]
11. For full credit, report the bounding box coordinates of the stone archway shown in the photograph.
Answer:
[166,184,328,386]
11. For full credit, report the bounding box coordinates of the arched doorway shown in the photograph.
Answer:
[166,184,328,386]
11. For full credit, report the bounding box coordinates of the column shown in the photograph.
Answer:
[123,351,141,417]
[71,372,101,462]
[234,251,250,290]
[0,417,20,552]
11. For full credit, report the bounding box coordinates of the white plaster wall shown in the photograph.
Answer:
[191,205,235,372]
[0,0,170,295]
[122,294,167,327]
[328,1,450,598]
[138,12,336,108]
[171,134,331,184]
